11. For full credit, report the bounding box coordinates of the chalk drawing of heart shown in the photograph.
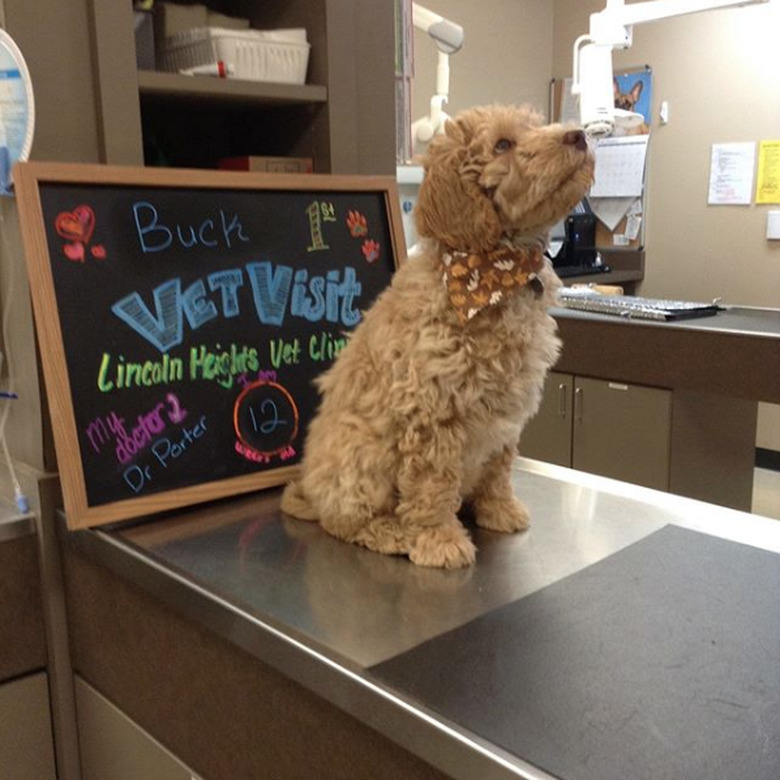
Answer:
[55,205,95,245]
[63,242,85,262]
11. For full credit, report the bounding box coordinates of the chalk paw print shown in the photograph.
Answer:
[361,239,380,263]
[346,210,368,237]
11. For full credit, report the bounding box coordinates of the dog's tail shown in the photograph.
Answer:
[280,480,319,521]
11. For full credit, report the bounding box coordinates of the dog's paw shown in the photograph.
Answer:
[351,516,412,555]
[409,524,477,569]
[474,495,530,534]
[280,481,319,521]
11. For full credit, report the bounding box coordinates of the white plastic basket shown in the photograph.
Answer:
[159,27,310,84]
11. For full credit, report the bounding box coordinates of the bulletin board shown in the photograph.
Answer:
[14,162,404,530]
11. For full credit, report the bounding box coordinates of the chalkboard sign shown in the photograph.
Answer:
[15,162,404,530]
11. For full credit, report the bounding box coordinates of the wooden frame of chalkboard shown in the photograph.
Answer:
[14,161,405,530]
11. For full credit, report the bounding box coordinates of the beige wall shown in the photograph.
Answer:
[413,1,780,304]
[411,0,553,123]
[553,0,780,452]
[553,1,780,305]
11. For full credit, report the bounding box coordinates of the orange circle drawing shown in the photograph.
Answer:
[233,380,299,460]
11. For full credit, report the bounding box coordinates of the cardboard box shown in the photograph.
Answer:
[219,156,314,174]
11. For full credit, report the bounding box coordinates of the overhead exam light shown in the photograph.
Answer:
[410,2,464,155]
[571,0,770,138]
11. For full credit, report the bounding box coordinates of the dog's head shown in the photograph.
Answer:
[415,105,595,253]
[614,78,643,112]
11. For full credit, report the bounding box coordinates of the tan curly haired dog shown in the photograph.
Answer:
[281,105,594,568]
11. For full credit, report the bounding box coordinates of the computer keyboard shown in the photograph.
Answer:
[558,288,723,321]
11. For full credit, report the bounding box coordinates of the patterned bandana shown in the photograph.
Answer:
[439,245,546,323]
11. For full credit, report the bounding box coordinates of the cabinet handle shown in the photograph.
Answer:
[557,383,568,418]
[574,386,583,421]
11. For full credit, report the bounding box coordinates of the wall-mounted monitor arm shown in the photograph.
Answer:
[572,0,770,137]
[412,3,464,55]
[411,3,464,154]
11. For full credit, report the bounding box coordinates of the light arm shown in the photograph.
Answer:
[410,3,465,153]
[572,0,769,137]
[412,3,464,55]
[594,0,769,44]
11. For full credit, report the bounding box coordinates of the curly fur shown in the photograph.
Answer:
[281,105,595,568]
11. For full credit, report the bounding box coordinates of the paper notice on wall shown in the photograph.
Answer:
[590,136,649,198]
[624,200,642,241]
[755,140,780,204]
[605,199,643,246]
[708,143,755,205]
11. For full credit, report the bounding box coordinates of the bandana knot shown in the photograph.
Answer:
[440,245,545,323]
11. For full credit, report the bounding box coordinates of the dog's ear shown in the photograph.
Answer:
[630,80,643,103]
[415,115,502,253]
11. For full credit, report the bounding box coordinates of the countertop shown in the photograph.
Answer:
[552,303,780,339]
[0,499,35,543]
[64,460,780,780]
[0,497,45,685]
[550,304,780,403]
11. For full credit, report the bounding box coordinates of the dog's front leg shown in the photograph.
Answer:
[470,445,530,533]
[395,423,477,569]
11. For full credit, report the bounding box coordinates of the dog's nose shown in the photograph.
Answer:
[563,130,588,152]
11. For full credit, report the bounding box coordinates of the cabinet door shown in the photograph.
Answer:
[0,673,56,780]
[572,377,671,491]
[76,677,197,780]
[519,371,573,467]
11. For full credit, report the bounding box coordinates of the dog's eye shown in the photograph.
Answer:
[494,138,514,154]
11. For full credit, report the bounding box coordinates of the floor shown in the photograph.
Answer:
[752,467,780,520]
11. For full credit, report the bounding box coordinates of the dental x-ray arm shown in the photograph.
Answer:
[572,0,769,137]
[411,3,464,152]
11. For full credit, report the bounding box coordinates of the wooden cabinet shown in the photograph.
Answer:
[76,677,199,780]
[571,376,672,491]
[0,673,57,780]
[88,0,397,174]
[522,370,760,510]
[521,372,672,492]
[521,371,574,468]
